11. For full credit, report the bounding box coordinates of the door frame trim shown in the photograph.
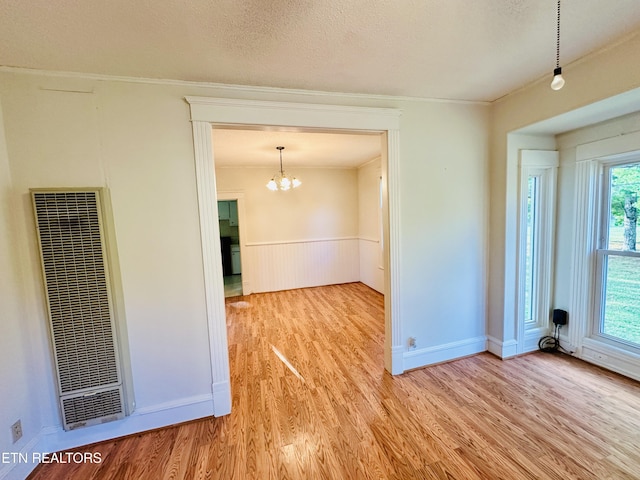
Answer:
[185,97,403,416]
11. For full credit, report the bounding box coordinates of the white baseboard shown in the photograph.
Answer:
[1,393,212,480]
[487,336,518,358]
[212,380,232,416]
[579,338,640,382]
[402,336,487,371]
[391,345,404,375]
[242,280,251,295]
[5,392,216,478]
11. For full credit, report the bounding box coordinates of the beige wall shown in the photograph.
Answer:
[489,32,640,350]
[358,157,381,240]
[215,166,358,243]
[215,165,362,293]
[215,156,388,295]
[358,157,384,292]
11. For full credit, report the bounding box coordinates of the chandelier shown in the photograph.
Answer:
[266,146,301,191]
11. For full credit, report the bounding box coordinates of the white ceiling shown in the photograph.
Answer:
[2,1,640,166]
[1,1,640,103]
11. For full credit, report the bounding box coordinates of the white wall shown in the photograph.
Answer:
[358,157,384,293]
[0,68,490,474]
[399,101,489,367]
[215,166,360,292]
[0,97,47,480]
[0,74,216,465]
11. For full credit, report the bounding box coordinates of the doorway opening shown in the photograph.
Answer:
[217,199,243,297]
[212,127,385,297]
[186,97,402,416]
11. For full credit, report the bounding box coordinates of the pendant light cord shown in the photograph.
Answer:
[278,146,284,175]
[556,0,561,69]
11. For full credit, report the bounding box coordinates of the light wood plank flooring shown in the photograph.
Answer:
[29,282,640,479]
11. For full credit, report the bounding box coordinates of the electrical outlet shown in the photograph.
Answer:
[11,420,22,443]
[408,337,417,350]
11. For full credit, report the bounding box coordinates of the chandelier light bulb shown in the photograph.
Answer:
[266,179,278,191]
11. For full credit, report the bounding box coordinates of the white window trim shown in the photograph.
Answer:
[591,157,640,351]
[569,130,640,381]
[517,150,558,353]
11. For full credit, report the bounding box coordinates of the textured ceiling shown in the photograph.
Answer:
[1,0,640,102]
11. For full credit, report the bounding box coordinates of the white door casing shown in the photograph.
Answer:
[185,97,403,416]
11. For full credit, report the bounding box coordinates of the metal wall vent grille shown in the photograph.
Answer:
[62,388,124,427]
[32,190,126,430]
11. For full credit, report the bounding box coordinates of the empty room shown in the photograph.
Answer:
[1,1,640,479]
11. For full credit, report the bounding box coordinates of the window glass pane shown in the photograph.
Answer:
[524,176,537,322]
[607,164,639,251]
[601,255,640,345]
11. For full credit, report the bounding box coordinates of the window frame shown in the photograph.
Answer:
[591,158,640,351]
[517,151,558,351]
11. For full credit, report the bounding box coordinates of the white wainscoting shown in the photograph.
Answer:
[245,237,360,293]
[358,237,384,293]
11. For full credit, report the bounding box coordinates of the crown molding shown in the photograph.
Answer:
[0,66,490,106]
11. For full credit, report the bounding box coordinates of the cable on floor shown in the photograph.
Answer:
[538,323,573,354]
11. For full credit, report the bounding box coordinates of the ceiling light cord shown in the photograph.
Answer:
[550,0,565,90]
[556,0,561,69]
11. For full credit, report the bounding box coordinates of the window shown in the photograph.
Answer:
[594,160,640,348]
[518,151,558,349]
[523,176,539,324]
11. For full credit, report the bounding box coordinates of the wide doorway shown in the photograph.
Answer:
[186,97,402,416]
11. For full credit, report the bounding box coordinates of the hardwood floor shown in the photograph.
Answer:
[29,282,640,479]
